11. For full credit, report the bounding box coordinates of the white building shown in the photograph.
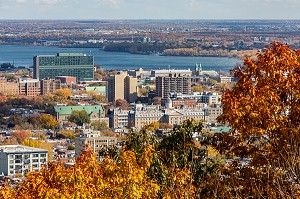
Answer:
[0,145,48,177]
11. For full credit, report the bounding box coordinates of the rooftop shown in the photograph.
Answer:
[0,145,48,153]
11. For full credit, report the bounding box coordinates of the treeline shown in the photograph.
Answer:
[103,42,173,55]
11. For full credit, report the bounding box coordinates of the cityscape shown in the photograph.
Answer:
[1,1,300,198]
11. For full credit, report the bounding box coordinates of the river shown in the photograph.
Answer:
[0,45,241,72]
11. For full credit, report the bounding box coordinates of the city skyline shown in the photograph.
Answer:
[0,0,299,20]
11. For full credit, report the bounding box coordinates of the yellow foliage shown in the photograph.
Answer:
[0,146,160,199]
[21,139,53,161]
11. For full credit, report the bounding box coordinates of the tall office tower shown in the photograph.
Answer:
[124,76,137,103]
[107,72,127,103]
[33,53,94,83]
[156,73,191,99]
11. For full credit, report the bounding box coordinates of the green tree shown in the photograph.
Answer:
[68,110,90,126]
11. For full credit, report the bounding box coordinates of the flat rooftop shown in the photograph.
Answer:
[0,145,48,153]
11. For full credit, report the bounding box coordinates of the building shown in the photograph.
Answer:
[124,76,138,103]
[0,77,18,96]
[108,109,130,129]
[219,75,234,83]
[33,53,94,83]
[85,86,106,96]
[0,145,48,177]
[151,69,192,78]
[156,73,191,99]
[75,129,117,161]
[107,72,127,103]
[40,79,61,95]
[54,105,105,126]
[55,76,77,84]
[18,78,40,97]
[107,72,138,103]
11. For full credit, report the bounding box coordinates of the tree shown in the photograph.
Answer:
[10,130,32,144]
[91,120,108,131]
[115,98,130,110]
[68,110,90,126]
[38,114,58,130]
[0,146,160,199]
[53,88,72,102]
[216,42,300,198]
[56,130,77,140]
[191,85,204,92]
[21,139,53,161]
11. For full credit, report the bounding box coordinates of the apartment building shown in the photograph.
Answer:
[75,129,117,161]
[0,145,48,177]
[156,73,191,99]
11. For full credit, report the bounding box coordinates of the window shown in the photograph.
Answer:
[33,154,39,158]
[40,154,46,157]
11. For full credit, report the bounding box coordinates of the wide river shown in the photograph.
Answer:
[0,45,242,72]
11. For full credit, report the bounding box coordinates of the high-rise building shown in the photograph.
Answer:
[107,73,138,103]
[33,53,94,83]
[156,73,191,99]
[107,72,127,103]
[124,76,137,103]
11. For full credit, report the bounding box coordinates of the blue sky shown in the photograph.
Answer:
[0,0,299,20]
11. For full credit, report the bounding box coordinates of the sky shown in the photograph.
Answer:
[0,0,299,20]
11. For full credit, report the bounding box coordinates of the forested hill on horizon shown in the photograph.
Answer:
[1,20,300,59]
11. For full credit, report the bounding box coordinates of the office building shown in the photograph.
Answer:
[156,73,191,99]
[0,145,48,177]
[33,53,94,83]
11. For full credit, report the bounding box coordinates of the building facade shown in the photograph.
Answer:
[107,72,127,103]
[124,76,138,103]
[33,53,94,83]
[75,130,117,161]
[107,72,137,103]
[0,77,18,96]
[54,105,105,126]
[156,73,191,99]
[40,79,61,95]
[18,78,41,97]
[0,145,48,177]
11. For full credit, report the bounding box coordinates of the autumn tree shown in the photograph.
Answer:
[191,85,204,92]
[10,130,32,144]
[216,42,300,198]
[38,114,58,130]
[91,120,108,131]
[68,110,90,126]
[21,139,53,161]
[0,146,160,199]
